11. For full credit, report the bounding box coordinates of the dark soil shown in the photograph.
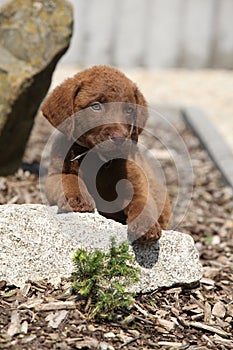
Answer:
[0,112,232,350]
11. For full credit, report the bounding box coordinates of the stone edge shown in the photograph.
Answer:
[182,106,233,189]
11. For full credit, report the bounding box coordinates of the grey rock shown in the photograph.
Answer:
[0,0,73,175]
[0,204,203,292]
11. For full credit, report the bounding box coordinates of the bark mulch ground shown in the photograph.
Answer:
[0,116,232,350]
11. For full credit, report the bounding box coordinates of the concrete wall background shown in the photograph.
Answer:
[1,0,233,68]
[62,0,233,68]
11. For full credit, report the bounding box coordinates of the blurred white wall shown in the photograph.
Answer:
[1,0,233,68]
[61,0,233,68]
[0,0,10,4]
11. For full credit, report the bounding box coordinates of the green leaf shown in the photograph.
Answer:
[2,290,17,298]
[205,236,213,244]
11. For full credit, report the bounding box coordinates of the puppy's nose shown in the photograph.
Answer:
[111,131,126,139]
[109,130,127,140]
[111,138,126,146]
[110,132,127,145]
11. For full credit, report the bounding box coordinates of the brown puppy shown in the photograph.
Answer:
[41,65,171,244]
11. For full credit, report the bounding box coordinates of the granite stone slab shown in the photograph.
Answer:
[0,204,203,292]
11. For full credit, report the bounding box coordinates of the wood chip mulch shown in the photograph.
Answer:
[0,120,233,350]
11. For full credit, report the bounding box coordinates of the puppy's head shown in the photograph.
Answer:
[41,65,148,152]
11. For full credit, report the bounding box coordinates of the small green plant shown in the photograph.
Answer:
[71,238,139,320]
[205,236,213,244]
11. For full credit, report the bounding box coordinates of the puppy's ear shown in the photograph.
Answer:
[134,87,148,138]
[41,77,80,140]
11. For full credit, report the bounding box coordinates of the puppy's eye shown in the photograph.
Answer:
[125,105,135,114]
[90,103,102,111]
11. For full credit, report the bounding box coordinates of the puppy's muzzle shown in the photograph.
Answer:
[110,137,127,146]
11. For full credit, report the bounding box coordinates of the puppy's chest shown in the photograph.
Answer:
[81,158,128,199]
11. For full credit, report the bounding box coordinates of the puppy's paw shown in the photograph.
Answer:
[57,194,95,213]
[136,222,162,244]
[128,217,162,244]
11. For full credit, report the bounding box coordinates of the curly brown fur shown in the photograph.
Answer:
[41,65,171,244]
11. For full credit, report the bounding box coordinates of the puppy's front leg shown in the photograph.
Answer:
[124,161,168,244]
[46,173,95,213]
[45,136,95,213]
[60,173,96,212]
[126,196,162,244]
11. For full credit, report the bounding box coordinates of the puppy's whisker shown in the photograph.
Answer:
[129,114,137,137]
[70,150,89,162]
[129,123,134,136]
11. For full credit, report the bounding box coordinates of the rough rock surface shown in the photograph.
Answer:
[0,204,203,292]
[0,0,73,175]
